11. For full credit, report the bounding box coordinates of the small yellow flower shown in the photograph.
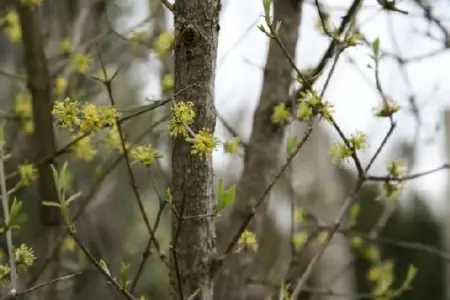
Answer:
[293,207,304,224]
[51,97,80,132]
[0,265,11,285]
[15,244,36,270]
[71,134,97,162]
[350,131,368,150]
[169,101,195,137]
[54,76,67,96]
[374,100,400,118]
[14,90,34,133]
[292,232,308,250]
[153,31,174,56]
[59,38,73,56]
[130,144,163,166]
[237,230,258,252]
[18,163,38,186]
[130,30,149,50]
[319,101,334,121]
[387,160,406,178]
[271,103,290,125]
[3,9,21,42]
[189,128,219,158]
[162,73,174,91]
[296,101,313,121]
[61,236,76,253]
[104,125,123,152]
[351,236,364,249]
[223,137,240,154]
[364,244,381,263]
[77,104,120,133]
[70,52,91,74]
[329,143,352,164]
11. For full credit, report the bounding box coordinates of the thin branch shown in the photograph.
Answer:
[0,131,17,292]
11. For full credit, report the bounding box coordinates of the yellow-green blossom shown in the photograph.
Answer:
[223,137,240,154]
[374,100,400,118]
[78,103,121,133]
[59,38,73,56]
[162,74,174,91]
[130,144,163,166]
[189,128,219,158]
[237,230,258,252]
[70,52,91,74]
[350,131,368,150]
[51,97,80,132]
[169,101,195,137]
[271,103,290,125]
[329,143,352,164]
[18,163,38,186]
[15,244,36,270]
[153,31,174,56]
[292,232,308,250]
[14,90,34,133]
[71,134,97,162]
[54,76,67,96]
[104,125,123,151]
[3,9,21,42]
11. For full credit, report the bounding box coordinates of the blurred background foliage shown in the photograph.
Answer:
[0,0,448,299]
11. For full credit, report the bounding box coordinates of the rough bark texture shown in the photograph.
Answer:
[170,1,220,299]
[215,0,302,299]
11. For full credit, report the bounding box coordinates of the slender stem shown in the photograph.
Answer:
[0,141,17,292]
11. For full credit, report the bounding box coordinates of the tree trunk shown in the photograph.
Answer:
[170,1,220,299]
[215,0,303,299]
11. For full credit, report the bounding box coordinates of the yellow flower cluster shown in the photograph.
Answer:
[329,131,368,164]
[237,230,258,252]
[71,134,97,162]
[2,9,21,42]
[130,145,163,166]
[168,101,195,137]
[153,31,174,56]
[51,97,121,134]
[18,163,38,186]
[379,160,406,200]
[188,128,219,158]
[70,53,91,74]
[297,90,334,121]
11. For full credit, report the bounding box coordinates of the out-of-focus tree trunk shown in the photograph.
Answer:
[442,109,450,300]
[287,119,356,300]
[170,0,220,299]
[215,0,303,299]
[16,3,61,299]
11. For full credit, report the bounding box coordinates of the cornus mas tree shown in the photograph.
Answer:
[0,0,450,299]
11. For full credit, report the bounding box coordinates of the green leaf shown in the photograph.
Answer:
[286,136,298,155]
[165,187,172,204]
[42,201,61,208]
[99,259,111,276]
[9,198,22,222]
[120,262,131,289]
[262,0,271,14]
[372,37,380,58]
[65,192,82,206]
[216,178,236,213]
[349,203,360,227]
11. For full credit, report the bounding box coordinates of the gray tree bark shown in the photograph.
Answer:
[170,1,220,299]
